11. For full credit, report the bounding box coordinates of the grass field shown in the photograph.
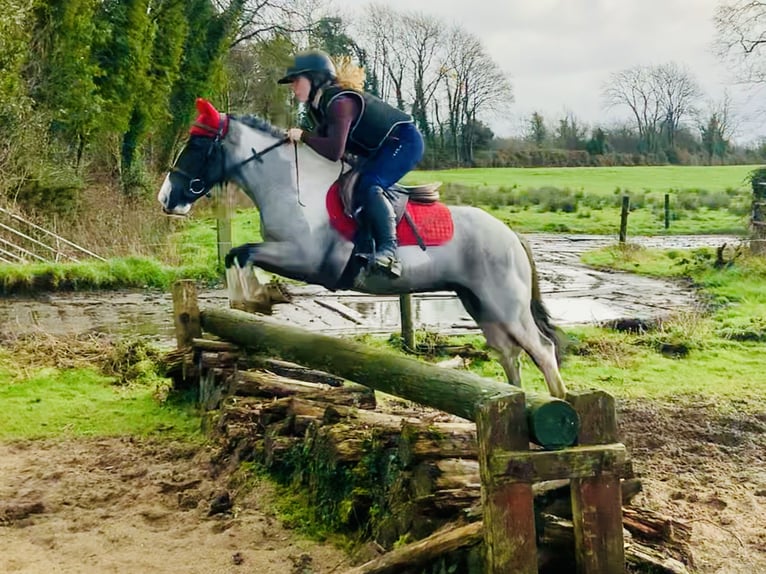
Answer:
[405,164,759,195]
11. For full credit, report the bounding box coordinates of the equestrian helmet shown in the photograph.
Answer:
[277,50,337,84]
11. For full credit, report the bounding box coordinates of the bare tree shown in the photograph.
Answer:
[714,1,766,83]
[440,26,512,163]
[216,0,327,48]
[655,62,701,149]
[354,4,410,108]
[603,63,700,154]
[603,65,665,153]
[399,12,444,138]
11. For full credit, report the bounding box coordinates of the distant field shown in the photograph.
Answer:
[405,164,760,195]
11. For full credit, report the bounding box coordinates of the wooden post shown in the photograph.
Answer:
[477,391,537,574]
[172,280,201,348]
[216,184,232,273]
[664,193,670,230]
[566,389,625,573]
[399,294,415,352]
[619,195,630,243]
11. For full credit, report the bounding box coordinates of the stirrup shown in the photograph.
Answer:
[373,254,402,277]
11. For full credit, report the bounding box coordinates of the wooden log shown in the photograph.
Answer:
[541,515,692,574]
[232,370,376,408]
[201,307,578,449]
[260,358,345,387]
[191,337,239,352]
[342,521,483,574]
[398,421,477,467]
[489,443,627,484]
[622,507,692,544]
[410,459,481,498]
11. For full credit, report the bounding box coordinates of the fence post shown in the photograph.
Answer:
[619,195,630,243]
[476,391,537,574]
[172,279,201,349]
[664,193,670,230]
[566,390,625,573]
[216,184,233,273]
[399,294,415,351]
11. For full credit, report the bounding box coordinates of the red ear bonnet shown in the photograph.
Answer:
[190,98,228,136]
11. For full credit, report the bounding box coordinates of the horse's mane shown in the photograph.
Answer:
[234,115,286,139]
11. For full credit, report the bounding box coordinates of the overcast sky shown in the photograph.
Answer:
[346,0,765,144]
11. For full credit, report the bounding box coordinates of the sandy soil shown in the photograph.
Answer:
[1,400,764,573]
[620,399,766,573]
[0,438,349,574]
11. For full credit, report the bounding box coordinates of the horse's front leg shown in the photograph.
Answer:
[225,241,315,314]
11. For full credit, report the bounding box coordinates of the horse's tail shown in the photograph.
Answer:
[517,233,565,365]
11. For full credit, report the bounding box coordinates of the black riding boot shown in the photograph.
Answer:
[365,187,401,277]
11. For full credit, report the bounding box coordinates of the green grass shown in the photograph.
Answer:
[0,337,202,440]
[0,365,201,440]
[369,244,766,408]
[0,256,220,295]
[406,164,758,196]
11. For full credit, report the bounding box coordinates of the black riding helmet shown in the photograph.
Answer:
[277,50,337,86]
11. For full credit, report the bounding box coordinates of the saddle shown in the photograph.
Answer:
[337,168,443,249]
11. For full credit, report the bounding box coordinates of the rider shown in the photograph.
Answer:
[278,49,425,276]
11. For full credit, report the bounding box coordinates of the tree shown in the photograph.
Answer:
[27,0,102,166]
[655,62,701,150]
[400,12,443,139]
[714,1,766,84]
[603,63,700,155]
[310,16,355,57]
[440,26,511,163]
[586,127,608,156]
[699,92,736,163]
[225,33,294,124]
[91,0,153,176]
[527,112,547,148]
[555,112,587,150]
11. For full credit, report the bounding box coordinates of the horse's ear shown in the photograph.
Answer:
[191,98,221,135]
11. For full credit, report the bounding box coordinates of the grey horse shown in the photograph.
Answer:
[158,99,567,398]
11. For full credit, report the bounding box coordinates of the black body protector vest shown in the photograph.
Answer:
[308,86,414,157]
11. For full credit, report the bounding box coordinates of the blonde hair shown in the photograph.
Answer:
[334,56,366,91]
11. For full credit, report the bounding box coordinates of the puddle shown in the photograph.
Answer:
[0,234,743,344]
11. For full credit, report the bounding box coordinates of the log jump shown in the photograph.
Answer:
[168,280,636,574]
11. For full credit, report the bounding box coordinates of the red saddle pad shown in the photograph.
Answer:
[325,183,454,246]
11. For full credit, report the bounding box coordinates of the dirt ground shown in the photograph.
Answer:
[0,438,350,574]
[619,399,766,573]
[1,400,765,573]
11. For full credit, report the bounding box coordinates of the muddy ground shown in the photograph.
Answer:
[0,234,740,344]
[1,233,763,573]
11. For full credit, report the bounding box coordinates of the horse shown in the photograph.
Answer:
[158,98,567,398]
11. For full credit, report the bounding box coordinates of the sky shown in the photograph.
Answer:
[346,0,765,145]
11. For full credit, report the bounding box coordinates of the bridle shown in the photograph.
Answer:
[170,114,295,200]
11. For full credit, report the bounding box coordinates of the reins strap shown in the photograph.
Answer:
[294,142,305,207]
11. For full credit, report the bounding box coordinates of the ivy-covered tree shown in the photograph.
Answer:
[121,0,188,181]
[27,0,102,166]
[161,0,244,165]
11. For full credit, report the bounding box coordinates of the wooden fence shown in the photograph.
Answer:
[171,280,627,573]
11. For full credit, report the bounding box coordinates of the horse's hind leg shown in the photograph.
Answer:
[480,323,524,386]
[458,287,566,398]
[504,310,567,398]
[456,289,524,386]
